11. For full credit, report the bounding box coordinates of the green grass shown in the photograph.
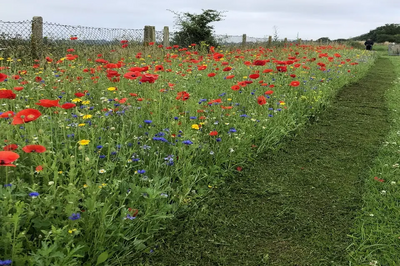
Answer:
[139,55,397,265]
[348,56,400,265]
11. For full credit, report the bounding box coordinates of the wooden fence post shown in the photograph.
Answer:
[31,16,43,59]
[144,25,155,46]
[242,34,246,46]
[268,36,272,46]
[163,26,169,47]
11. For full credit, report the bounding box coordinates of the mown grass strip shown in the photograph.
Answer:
[140,56,395,266]
[348,55,400,266]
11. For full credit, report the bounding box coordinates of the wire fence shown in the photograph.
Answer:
[0,17,294,60]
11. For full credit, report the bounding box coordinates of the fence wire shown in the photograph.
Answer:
[0,18,293,61]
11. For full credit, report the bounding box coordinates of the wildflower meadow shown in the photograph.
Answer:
[0,40,375,265]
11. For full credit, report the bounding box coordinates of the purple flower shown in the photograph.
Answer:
[0,259,12,265]
[126,214,136,220]
[29,192,39,197]
[69,213,81,220]
[144,120,152,124]
[137,169,146,174]
[182,140,193,145]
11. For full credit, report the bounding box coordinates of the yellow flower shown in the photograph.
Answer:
[78,123,86,127]
[72,98,82,103]
[227,98,232,101]
[191,124,200,130]
[68,228,77,234]
[83,115,92,119]
[83,184,88,188]
[78,139,90,146]
[82,100,90,105]
[107,87,116,91]
[243,76,248,79]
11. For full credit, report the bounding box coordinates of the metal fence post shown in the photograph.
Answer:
[31,16,43,59]
[163,26,170,48]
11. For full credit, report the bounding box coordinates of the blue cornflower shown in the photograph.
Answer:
[137,170,146,174]
[96,145,103,149]
[126,214,136,220]
[152,137,168,142]
[174,117,179,120]
[190,116,197,120]
[0,259,12,265]
[69,213,81,220]
[4,184,12,187]
[216,138,222,142]
[99,155,106,159]
[144,120,152,124]
[182,140,193,145]
[29,192,39,197]
[229,128,237,133]
[240,114,248,117]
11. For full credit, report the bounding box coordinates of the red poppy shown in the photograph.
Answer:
[0,90,16,99]
[208,73,216,77]
[12,75,20,80]
[12,108,42,125]
[236,166,243,171]
[61,103,76,109]
[253,60,266,66]
[290,74,296,78]
[74,92,85,97]
[46,56,53,62]
[264,90,274,95]
[213,53,224,60]
[223,67,232,72]
[35,165,44,172]
[276,66,287,72]
[140,74,159,83]
[226,75,235,79]
[231,85,240,91]
[0,111,15,118]
[22,145,46,153]
[120,40,128,44]
[257,95,267,105]
[0,73,7,82]
[35,99,61,108]
[0,151,20,167]
[13,86,24,91]
[123,71,142,80]
[209,131,218,136]
[289,81,300,87]
[176,91,190,101]
[263,69,273,73]
[154,65,164,72]
[35,76,42,82]
[249,73,260,79]
[3,144,18,151]
[70,37,78,40]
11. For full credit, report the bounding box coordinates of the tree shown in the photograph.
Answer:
[169,9,225,48]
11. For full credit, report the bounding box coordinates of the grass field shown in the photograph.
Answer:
[0,41,386,265]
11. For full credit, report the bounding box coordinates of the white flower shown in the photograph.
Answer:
[99,169,106,174]
[48,181,54,185]
[369,213,374,217]
[381,190,387,195]
[391,181,396,185]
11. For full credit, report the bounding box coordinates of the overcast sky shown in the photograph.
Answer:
[1,0,399,41]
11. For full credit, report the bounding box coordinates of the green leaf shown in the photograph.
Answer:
[96,251,108,265]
